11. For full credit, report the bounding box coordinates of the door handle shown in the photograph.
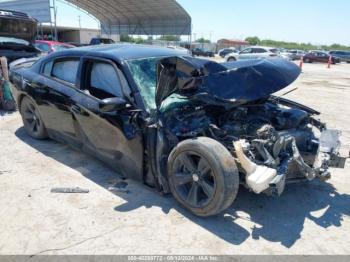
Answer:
[71,105,82,114]
[71,105,89,116]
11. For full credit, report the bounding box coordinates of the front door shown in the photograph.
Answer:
[71,57,144,180]
[238,48,253,60]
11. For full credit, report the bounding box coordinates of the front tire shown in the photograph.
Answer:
[20,97,48,139]
[227,57,236,62]
[168,137,239,217]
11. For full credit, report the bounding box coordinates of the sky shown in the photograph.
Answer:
[54,0,350,45]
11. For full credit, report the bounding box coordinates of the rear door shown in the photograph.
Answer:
[36,56,82,147]
[71,57,144,180]
[251,48,269,59]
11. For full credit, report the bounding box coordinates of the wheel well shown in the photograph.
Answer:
[17,94,27,112]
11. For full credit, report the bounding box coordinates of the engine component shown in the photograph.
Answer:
[234,140,277,194]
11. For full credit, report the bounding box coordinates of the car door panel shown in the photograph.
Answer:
[24,72,81,147]
[72,58,144,181]
[71,92,144,181]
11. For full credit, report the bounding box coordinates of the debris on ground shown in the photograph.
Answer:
[107,181,130,194]
[50,187,90,194]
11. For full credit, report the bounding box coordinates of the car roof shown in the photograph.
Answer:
[35,40,72,46]
[47,43,186,61]
[250,46,276,49]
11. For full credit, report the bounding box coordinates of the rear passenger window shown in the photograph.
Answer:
[253,48,266,53]
[52,59,80,84]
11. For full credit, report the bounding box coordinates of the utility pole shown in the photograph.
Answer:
[78,15,81,28]
[52,0,58,41]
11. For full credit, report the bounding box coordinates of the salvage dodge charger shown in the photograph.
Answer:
[10,44,342,217]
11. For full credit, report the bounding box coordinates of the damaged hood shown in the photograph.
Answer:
[156,57,301,107]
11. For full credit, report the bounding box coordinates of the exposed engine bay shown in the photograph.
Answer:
[161,97,341,196]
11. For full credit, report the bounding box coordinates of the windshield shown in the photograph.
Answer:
[0,36,29,46]
[127,57,159,110]
[127,57,188,112]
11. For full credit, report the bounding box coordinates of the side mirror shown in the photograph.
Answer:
[99,97,128,113]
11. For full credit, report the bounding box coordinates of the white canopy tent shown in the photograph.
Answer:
[67,0,192,36]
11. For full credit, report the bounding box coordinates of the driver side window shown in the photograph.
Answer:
[240,48,252,54]
[85,61,123,100]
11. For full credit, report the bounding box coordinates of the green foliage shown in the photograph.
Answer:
[158,35,181,41]
[120,35,145,44]
[134,37,145,44]
[245,36,260,45]
[196,37,211,44]
[244,36,350,51]
[120,35,134,42]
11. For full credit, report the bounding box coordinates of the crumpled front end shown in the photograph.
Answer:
[156,56,345,197]
[232,123,342,196]
[160,97,344,197]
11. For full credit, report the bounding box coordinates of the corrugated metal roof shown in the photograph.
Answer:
[67,0,191,35]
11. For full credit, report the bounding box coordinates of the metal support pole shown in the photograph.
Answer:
[52,0,58,41]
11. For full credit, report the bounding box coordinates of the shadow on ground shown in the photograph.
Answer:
[0,109,16,117]
[16,127,350,248]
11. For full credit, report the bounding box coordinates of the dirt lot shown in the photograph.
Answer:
[0,62,349,255]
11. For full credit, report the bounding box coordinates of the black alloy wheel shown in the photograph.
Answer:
[172,151,216,208]
[168,137,239,217]
[20,97,48,139]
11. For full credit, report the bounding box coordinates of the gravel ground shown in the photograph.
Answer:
[0,62,349,255]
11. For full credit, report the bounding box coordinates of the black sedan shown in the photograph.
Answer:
[191,48,215,57]
[218,48,236,58]
[10,44,342,217]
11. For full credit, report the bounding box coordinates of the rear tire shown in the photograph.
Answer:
[304,58,311,63]
[20,97,48,139]
[168,137,239,217]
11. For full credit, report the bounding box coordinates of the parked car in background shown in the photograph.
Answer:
[218,48,236,58]
[0,9,41,63]
[89,37,115,45]
[225,46,280,61]
[303,51,340,64]
[279,49,293,61]
[329,50,350,63]
[192,48,215,57]
[66,42,89,47]
[167,45,192,56]
[9,44,343,217]
[34,40,75,54]
[289,50,306,60]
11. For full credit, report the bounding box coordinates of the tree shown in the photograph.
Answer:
[158,35,180,41]
[245,36,260,45]
[197,37,211,44]
[134,37,145,44]
[120,35,134,43]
